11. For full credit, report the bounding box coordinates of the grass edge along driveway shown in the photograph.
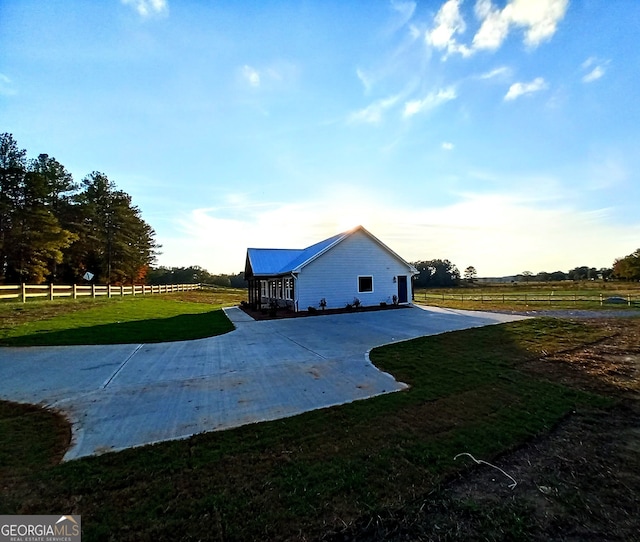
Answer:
[0,295,235,346]
[0,317,614,541]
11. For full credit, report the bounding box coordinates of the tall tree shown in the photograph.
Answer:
[71,172,158,283]
[0,133,26,281]
[0,135,77,282]
[612,250,640,281]
[464,265,477,283]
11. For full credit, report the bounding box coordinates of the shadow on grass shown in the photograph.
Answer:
[0,309,235,346]
[0,318,617,541]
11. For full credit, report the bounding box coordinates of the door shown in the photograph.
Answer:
[397,275,408,303]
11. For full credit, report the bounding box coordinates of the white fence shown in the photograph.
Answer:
[0,283,201,303]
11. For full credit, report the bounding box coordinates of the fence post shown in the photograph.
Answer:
[599,293,603,306]
[22,283,27,303]
[49,283,54,301]
[73,283,77,300]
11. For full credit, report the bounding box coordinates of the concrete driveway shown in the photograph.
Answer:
[0,305,526,460]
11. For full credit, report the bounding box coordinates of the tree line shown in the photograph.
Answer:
[412,255,640,288]
[147,266,245,288]
[0,133,158,284]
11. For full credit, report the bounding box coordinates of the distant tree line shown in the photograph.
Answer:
[413,255,640,288]
[147,266,245,288]
[0,133,158,284]
[516,266,614,283]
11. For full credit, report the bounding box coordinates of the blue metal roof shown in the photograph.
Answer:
[245,225,418,278]
[246,231,347,276]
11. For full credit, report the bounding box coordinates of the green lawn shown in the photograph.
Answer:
[0,289,244,346]
[0,317,615,541]
[415,281,640,312]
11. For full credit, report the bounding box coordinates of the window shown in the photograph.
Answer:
[358,276,373,293]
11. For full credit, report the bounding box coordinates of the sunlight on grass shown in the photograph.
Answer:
[0,318,616,540]
[0,289,245,345]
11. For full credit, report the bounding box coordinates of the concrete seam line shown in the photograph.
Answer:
[101,344,144,389]
[274,331,328,360]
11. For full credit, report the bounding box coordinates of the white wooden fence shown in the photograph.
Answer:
[420,291,639,306]
[0,283,201,303]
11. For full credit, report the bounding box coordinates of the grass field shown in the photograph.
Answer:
[415,281,640,312]
[1,316,629,541]
[0,288,246,346]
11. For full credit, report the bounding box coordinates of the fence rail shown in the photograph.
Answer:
[420,291,639,307]
[0,283,201,303]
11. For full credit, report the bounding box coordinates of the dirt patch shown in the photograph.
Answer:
[325,317,640,541]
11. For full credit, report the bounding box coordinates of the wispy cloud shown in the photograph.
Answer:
[581,57,609,83]
[0,74,17,96]
[349,94,402,124]
[504,77,547,101]
[242,65,261,87]
[479,66,511,80]
[390,0,417,28]
[426,0,568,58]
[403,87,457,117]
[442,141,454,150]
[356,68,373,94]
[121,0,168,18]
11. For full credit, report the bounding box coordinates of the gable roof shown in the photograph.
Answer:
[245,225,417,278]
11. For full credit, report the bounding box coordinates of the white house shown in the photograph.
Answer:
[244,225,418,312]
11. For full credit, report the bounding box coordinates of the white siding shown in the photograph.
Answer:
[295,229,413,310]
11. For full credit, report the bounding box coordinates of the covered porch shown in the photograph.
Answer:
[246,275,296,311]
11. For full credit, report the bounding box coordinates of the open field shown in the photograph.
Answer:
[416,281,640,312]
[0,288,246,346]
[1,316,638,540]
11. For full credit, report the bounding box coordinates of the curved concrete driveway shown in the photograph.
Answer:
[0,305,526,460]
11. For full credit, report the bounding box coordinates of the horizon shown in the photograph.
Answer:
[2,1,639,277]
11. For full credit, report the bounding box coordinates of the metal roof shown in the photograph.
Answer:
[245,225,418,277]
[246,231,346,276]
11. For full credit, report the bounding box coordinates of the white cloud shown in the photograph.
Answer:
[504,77,547,100]
[582,66,604,83]
[0,74,16,96]
[349,94,402,124]
[472,0,511,51]
[474,0,569,51]
[121,0,168,17]
[242,65,261,87]
[581,57,609,83]
[442,141,454,150]
[425,0,472,58]
[427,0,568,58]
[403,87,457,117]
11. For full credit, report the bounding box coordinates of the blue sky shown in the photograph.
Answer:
[2,0,639,276]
